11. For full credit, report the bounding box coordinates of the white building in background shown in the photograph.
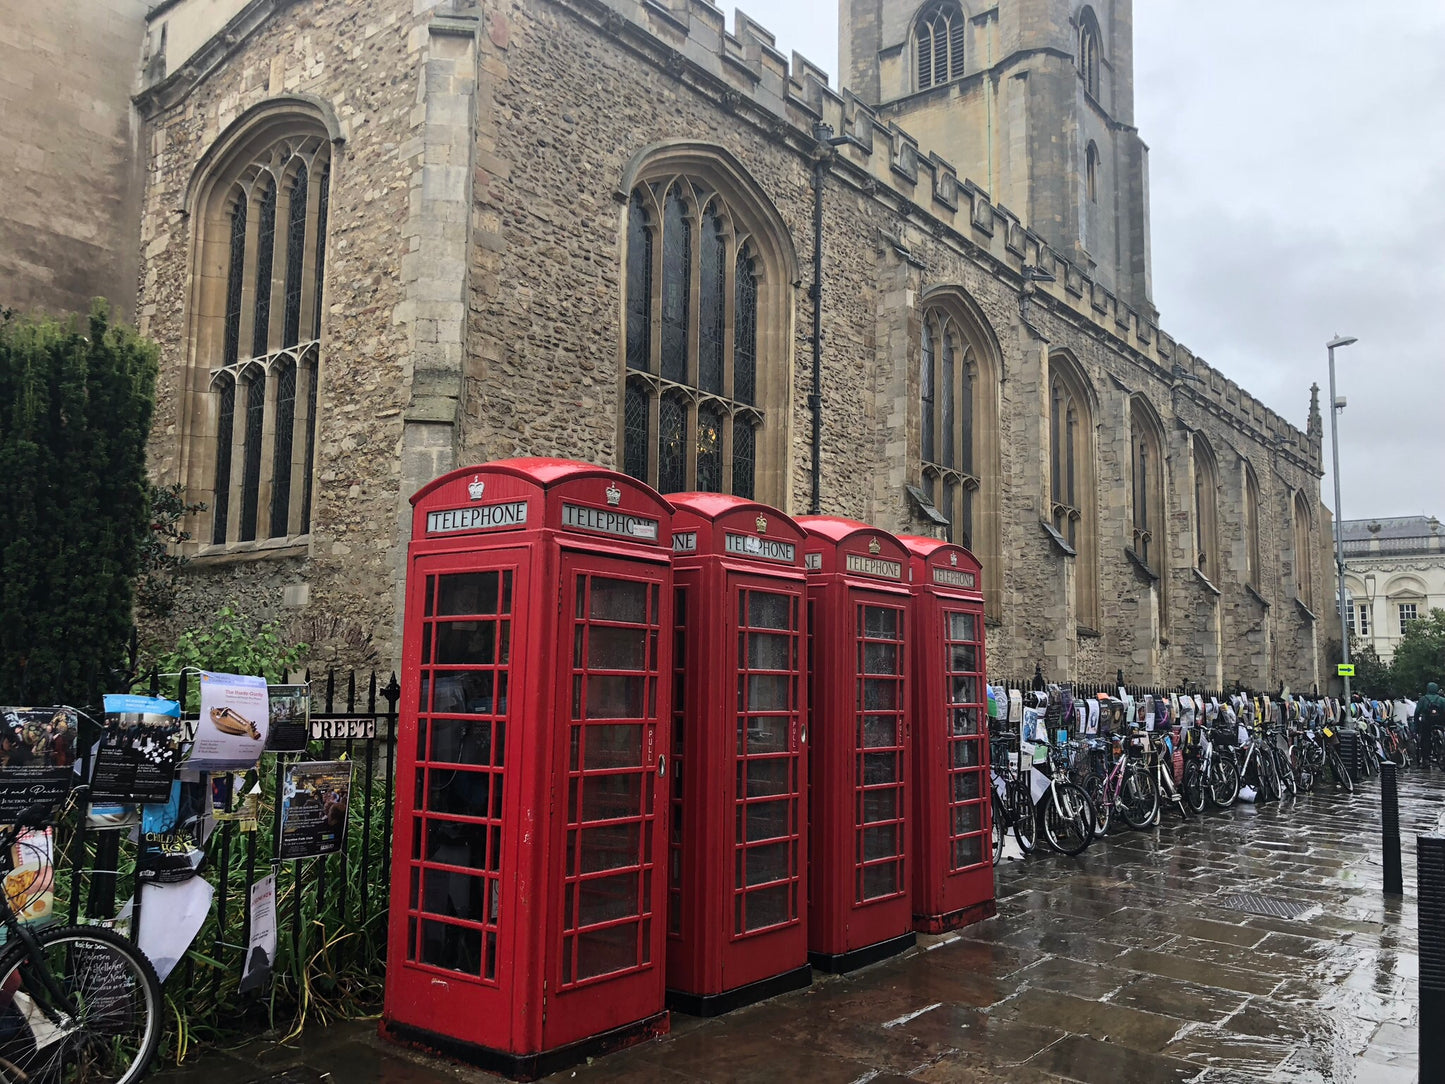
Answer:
[1342,516,1445,662]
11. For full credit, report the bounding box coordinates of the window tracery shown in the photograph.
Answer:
[1193,434,1220,582]
[1049,353,1098,625]
[1078,7,1103,99]
[916,2,967,91]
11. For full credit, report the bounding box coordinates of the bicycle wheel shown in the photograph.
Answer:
[1273,747,1296,798]
[0,924,162,1084]
[1182,762,1207,814]
[1041,781,1094,856]
[1256,748,1279,802]
[991,795,1005,866]
[1208,755,1240,807]
[1011,785,1036,854]
[1291,745,1315,793]
[1328,748,1355,793]
[1119,766,1158,829]
[1082,773,1112,836]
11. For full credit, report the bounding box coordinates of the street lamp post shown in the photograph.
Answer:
[1327,334,1357,705]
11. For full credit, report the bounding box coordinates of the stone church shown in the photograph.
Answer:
[4,0,1333,690]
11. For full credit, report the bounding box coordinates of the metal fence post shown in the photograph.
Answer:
[1421,833,1445,1081]
[1380,762,1402,896]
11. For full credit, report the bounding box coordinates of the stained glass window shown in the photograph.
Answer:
[212,376,235,544]
[622,180,771,499]
[239,370,266,543]
[282,162,308,348]
[270,358,297,537]
[252,181,276,359]
[207,136,329,547]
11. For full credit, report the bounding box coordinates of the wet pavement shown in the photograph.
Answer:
[155,771,1445,1084]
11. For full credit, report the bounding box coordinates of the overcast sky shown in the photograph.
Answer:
[762,1,1445,522]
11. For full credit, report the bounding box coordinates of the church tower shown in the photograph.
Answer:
[841,0,1155,317]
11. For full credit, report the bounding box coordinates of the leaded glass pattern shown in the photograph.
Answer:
[206,135,329,547]
[252,181,276,359]
[270,358,297,537]
[283,162,308,348]
[916,2,966,90]
[621,179,767,498]
[212,376,235,544]
[920,309,979,548]
[239,369,266,543]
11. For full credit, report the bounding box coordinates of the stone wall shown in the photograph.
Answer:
[0,0,148,318]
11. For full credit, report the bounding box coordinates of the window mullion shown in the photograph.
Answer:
[648,389,661,490]
[236,185,262,363]
[296,162,323,347]
[288,358,313,534]
[257,363,280,536]
[225,372,248,546]
[684,400,698,492]
[722,230,737,400]
[687,208,702,390]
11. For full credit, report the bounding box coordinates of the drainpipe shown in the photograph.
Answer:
[810,123,848,516]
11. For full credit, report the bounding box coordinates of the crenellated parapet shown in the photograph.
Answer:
[591,0,1314,461]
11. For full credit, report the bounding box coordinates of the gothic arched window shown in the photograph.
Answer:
[621,157,793,503]
[1078,7,1102,99]
[916,2,967,91]
[1243,460,1263,590]
[1293,492,1316,610]
[186,108,331,549]
[1129,398,1166,575]
[1049,352,1098,625]
[1193,434,1220,582]
[1085,141,1099,204]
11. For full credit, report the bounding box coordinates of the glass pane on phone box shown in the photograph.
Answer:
[862,824,897,861]
[426,818,489,869]
[576,924,638,981]
[421,920,481,975]
[590,578,649,623]
[951,804,982,835]
[862,787,897,822]
[578,872,640,926]
[950,643,978,673]
[862,714,897,748]
[434,621,496,665]
[743,884,789,931]
[579,821,641,873]
[741,716,788,754]
[745,842,788,886]
[949,612,977,641]
[423,868,487,922]
[747,631,791,671]
[953,836,984,868]
[950,707,977,736]
[950,741,980,768]
[588,625,648,670]
[863,606,897,639]
[862,863,898,900]
[862,751,898,785]
[586,675,645,719]
[747,673,789,712]
[438,572,500,616]
[583,724,644,769]
[747,592,791,631]
[581,773,643,822]
[863,677,897,710]
[429,719,493,764]
[951,676,978,705]
[745,800,789,842]
[744,758,790,797]
[950,771,982,802]
[863,642,899,675]
[431,671,496,715]
[427,770,491,818]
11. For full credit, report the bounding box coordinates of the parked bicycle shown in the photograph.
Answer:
[0,793,162,1083]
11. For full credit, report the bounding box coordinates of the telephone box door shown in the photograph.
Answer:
[853,597,910,915]
[726,573,806,985]
[939,606,990,880]
[393,549,528,1039]
[545,550,670,1043]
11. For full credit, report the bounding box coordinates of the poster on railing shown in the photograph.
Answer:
[91,695,184,804]
[5,827,55,926]
[0,708,77,820]
[239,873,276,994]
[183,672,269,772]
[278,760,353,860]
[264,684,311,753]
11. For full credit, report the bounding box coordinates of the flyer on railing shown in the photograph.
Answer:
[91,695,184,804]
[278,760,353,860]
[0,708,76,820]
[264,684,311,753]
[183,671,269,772]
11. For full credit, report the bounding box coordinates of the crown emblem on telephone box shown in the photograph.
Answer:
[950,552,958,566]
[755,515,768,534]
[468,477,485,501]
[868,538,882,555]
[605,483,622,506]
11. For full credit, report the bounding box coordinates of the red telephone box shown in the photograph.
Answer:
[383,459,674,1080]
[665,494,811,1015]
[899,536,995,932]
[796,517,916,972]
